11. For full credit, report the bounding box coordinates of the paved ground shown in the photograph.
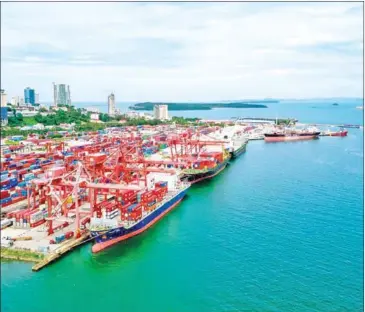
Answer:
[1,220,81,253]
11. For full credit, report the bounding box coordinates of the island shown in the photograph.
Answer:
[129,101,276,111]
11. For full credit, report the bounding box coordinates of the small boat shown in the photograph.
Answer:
[321,130,348,137]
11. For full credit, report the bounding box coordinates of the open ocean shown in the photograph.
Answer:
[1,99,364,312]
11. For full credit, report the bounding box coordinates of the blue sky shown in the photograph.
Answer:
[1,2,363,102]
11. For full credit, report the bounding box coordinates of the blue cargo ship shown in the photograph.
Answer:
[90,182,190,253]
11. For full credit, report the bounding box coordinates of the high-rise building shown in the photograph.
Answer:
[24,87,35,105]
[58,84,67,105]
[53,83,71,106]
[154,104,168,120]
[1,90,8,107]
[0,107,8,126]
[35,93,39,104]
[108,93,115,116]
[53,82,57,106]
[67,85,71,105]
[11,96,20,106]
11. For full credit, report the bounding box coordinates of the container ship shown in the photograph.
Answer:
[264,128,320,142]
[180,151,230,184]
[230,142,247,158]
[90,174,190,253]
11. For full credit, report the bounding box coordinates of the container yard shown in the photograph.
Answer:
[0,121,349,270]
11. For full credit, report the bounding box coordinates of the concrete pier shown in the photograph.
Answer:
[32,232,90,272]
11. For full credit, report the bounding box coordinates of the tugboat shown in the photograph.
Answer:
[321,129,348,137]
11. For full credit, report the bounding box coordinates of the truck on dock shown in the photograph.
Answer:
[1,219,13,230]
[1,238,14,248]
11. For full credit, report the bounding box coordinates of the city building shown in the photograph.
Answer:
[67,85,71,105]
[0,107,8,126]
[24,87,35,105]
[53,82,71,106]
[35,93,39,104]
[53,82,57,106]
[90,113,100,121]
[108,93,115,116]
[11,96,20,106]
[126,111,154,120]
[153,104,169,120]
[19,97,24,106]
[1,89,8,107]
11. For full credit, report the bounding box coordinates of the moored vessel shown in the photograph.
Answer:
[320,129,348,137]
[180,151,230,184]
[90,175,190,253]
[264,128,320,142]
[230,141,247,158]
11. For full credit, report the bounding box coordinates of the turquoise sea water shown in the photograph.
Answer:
[1,100,364,312]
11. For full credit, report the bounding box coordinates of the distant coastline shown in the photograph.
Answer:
[129,101,277,111]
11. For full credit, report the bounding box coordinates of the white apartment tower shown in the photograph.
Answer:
[11,96,20,106]
[53,82,71,106]
[154,104,168,120]
[108,93,115,116]
[67,85,71,105]
[53,82,57,106]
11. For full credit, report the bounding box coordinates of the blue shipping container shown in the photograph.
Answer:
[128,204,138,212]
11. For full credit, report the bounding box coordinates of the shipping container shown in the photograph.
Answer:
[65,231,74,239]
[30,219,46,228]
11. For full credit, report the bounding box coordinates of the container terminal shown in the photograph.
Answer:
[0,121,351,270]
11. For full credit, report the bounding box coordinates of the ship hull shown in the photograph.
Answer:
[322,131,348,137]
[181,159,228,184]
[264,132,320,142]
[230,143,247,158]
[91,188,188,253]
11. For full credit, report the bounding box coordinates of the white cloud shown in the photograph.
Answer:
[1,2,363,102]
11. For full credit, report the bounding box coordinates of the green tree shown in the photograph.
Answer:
[16,113,23,121]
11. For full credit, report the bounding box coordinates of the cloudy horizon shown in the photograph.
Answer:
[1,2,363,102]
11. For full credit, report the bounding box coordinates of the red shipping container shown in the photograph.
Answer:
[65,231,74,239]
[30,219,46,228]
[1,190,10,198]
[12,196,26,204]
[18,169,29,175]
